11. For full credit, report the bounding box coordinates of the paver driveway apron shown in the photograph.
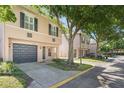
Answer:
[16,62,78,88]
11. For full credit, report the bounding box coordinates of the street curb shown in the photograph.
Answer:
[49,67,95,88]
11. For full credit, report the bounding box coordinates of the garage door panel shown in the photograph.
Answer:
[13,43,37,63]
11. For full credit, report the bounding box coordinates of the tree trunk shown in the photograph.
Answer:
[96,41,99,56]
[67,38,74,65]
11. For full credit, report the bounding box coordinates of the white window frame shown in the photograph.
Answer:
[51,25,57,36]
[24,14,35,31]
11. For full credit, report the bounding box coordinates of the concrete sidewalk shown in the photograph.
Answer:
[16,62,78,88]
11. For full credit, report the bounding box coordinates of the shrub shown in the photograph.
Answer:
[52,58,65,62]
[52,59,67,64]
[0,61,15,75]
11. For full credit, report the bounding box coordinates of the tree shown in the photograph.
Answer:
[36,5,124,63]
[0,5,16,22]
[100,38,124,55]
[113,39,124,49]
[37,5,94,65]
[84,23,120,54]
[83,6,121,55]
[100,44,112,53]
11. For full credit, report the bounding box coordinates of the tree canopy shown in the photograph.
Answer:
[35,5,124,63]
[82,6,124,53]
[38,5,96,64]
[0,5,16,22]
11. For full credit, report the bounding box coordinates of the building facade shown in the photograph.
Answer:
[59,32,90,59]
[89,39,97,55]
[0,6,61,63]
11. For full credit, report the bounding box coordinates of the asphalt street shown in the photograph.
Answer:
[59,56,124,88]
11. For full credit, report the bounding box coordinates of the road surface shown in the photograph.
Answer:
[59,56,124,88]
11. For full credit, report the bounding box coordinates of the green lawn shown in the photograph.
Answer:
[48,59,93,71]
[75,58,106,63]
[0,66,33,88]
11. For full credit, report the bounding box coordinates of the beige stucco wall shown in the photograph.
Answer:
[59,33,90,58]
[2,6,61,62]
[89,43,97,54]
[89,39,97,54]
[7,38,58,62]
[5,24,61,45]
[8,6,61,36]
[4,28,60,62]
[59,34,68,58]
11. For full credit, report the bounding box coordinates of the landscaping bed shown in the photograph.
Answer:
[0,61,33,88]
[48,59,93,71]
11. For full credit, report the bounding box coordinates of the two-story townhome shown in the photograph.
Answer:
[59,32,90,59]
[0,6,61,63]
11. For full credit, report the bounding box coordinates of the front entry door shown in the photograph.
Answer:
[42,46,46,59]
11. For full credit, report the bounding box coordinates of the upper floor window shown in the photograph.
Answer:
[81,36,85,43]
[24,15,34,30]
[49,24,58,37]
[20,12,38,31]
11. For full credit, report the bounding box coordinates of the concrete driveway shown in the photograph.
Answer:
[16,62,78,88]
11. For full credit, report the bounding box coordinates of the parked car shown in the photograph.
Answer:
[86,53,96,58]
[97,54,104,59]
[86,53,108,59]
[97,54,108,59]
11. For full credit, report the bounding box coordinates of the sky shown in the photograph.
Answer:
[60,17,67,26]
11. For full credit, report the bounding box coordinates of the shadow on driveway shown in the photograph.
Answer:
[112,63,124,69]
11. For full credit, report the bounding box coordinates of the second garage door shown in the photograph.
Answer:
[13,43,37,63]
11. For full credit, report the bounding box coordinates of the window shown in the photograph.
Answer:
[20,12,38,31]
[51,26,56,36]
[51,26,55,36]
[24,15,35,31]
[49,24,58,37]
[82,36,85,43]
[48,48,52,56]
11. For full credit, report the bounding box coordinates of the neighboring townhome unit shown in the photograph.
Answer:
[89,39,97,55]
[59,32,90,59]
[0,6,61,63]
